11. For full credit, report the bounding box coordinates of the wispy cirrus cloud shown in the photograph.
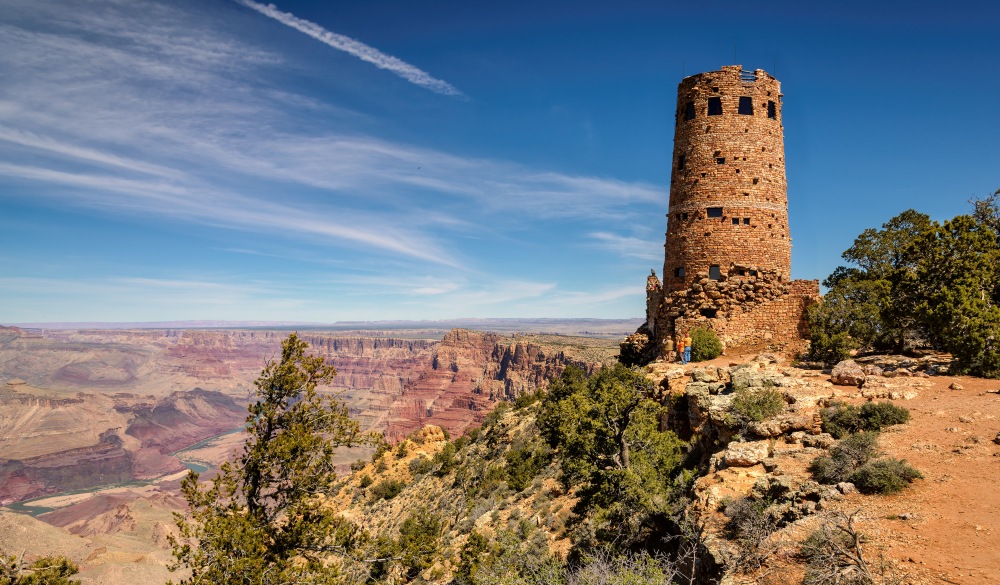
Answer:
[589,232,662,261]
[0,0,656,321]
[233,0,464,98]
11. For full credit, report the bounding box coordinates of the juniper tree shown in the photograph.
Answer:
[169,333,379,584]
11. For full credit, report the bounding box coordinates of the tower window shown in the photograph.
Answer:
[700,308,718,318]
[707,97,722,116]
[706,207,723,218]
[716,157,725,164]
[743,217,751,225]
[678,155,686,170]
[684,101,696,120]
[738,96,754,115]
[674,267,685,278]
[767,100,777,119]
[709,265,721,280]
[682,212,689,220]
[732,217,739,225]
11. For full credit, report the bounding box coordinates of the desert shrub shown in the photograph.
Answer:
[395,441,409,458]
[800,511,905,585]
[483,402,511,429]
[0,554,80,585]
[515,389,544,409]
[409,456,433,476]
[690,327,723,362]
[358,474,373,489]
[849,458,922,494]
[349,458,367,472]
[433,441,458,476]
[504,445,549,492]
[370,478,406,501]
[730,385,785,423]
[821,402,911,438]
[397,507,443,579]
[724,496,779,572]
[810,432,880,484]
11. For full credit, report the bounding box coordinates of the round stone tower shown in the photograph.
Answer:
[662,65,790,291]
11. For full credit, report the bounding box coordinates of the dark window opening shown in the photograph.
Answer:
[738,96,754,115]
[743,217,750,225]
[684,101,696,120]
[742,192,750,196]
[708,97,722,116]
[752,178,759,185]
[706,207,723,218]
[716,157,725,164]
[674,267,685,278]
[709,265,721,280]
[750,270,758,277]
[735,169,740,174]
[732,217,739,225]
[767,100,777,119]
[700,308,718,318]
[682,212,689,220]
[737,269,746,276]
[675,213,681,220]
[712,87,719,93]
[678,155,686,170]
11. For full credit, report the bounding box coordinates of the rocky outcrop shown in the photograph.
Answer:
[383,330,611,442]
[0,437,133,505]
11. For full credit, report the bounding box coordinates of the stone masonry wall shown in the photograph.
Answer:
[663,65,790,293]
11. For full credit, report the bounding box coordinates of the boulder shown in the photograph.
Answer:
[949,382,964,391]
[831,360,866,387]
[722,440,771,467]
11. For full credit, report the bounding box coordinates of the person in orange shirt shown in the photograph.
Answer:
[683,333,692,364]
[675,334,685,364]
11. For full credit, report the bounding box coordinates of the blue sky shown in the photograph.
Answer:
[1,0,998,324]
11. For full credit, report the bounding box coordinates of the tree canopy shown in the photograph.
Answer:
[808,192,1000,377]
[169,333,378,584]
[537,364,686,549]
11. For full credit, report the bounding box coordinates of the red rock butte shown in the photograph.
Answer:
[643,65,820,354]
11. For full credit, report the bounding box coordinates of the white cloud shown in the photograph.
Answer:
[589,232,662,260]
[233,0,464,97]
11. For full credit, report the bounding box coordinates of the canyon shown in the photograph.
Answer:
[0,324,621,583]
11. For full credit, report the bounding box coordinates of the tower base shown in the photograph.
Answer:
[633,267,819,362]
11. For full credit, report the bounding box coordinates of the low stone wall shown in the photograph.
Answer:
[646,267,819,356]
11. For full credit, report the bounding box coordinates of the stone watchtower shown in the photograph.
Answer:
[638,66,819,358]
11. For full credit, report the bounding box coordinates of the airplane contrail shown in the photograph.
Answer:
[234,0,464,98]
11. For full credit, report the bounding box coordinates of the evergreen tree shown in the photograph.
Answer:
[538,365,685,549]
[169,333,378,584]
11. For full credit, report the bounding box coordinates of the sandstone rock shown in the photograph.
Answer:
[746,413,813,438]
[831,360,866,387]
[722,440,770,467]
[836,482,857,495]
[949,382,964,391]
[802,433,835,449]
[993,433,1000,446]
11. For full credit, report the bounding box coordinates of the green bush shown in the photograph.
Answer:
[809,432,880,484]
[690,327,723,362]
[821,402,911,438]
[370,478,406,501]
[849,458,922,494]
[409,456,433,476]
[358,474,373,489]
[349,458,367,472]
[432,441,457,477]
[504,445,549,491]
[730,386,785,423]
